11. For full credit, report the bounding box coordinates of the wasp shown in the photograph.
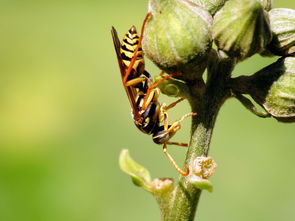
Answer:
[111,13,196,176]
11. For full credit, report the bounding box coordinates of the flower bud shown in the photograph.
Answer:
[188,156,217,192]
[154,75,190,98]
[257,0,272,11]
[212,0,272,60]
[247,55,295,122]
[193,156,217,179]
[155,75,180,97]
[150,178,174,195]
[188,0,227,15]
[143,0,213,80]
[264,8,295,56]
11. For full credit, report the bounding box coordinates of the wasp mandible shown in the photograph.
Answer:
[111,13,196,176]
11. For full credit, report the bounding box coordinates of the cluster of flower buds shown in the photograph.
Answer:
[143,0,295,121]
[142,0,282,79]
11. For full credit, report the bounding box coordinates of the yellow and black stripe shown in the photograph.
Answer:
[120,26,145,78]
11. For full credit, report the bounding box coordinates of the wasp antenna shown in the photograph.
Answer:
[140,12,152,36]
[163,145,190,176]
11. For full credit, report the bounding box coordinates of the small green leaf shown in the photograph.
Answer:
[119,149,152,192]
[234,93,271,118]
[190,175,213,192]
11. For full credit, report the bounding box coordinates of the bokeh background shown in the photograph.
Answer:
[0,0,294,220]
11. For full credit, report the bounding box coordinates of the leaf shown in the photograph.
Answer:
[119,149,152,192]
[190,175,214,192]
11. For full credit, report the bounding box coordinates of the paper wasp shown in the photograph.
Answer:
[111,13,196,176]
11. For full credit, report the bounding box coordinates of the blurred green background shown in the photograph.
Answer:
[0,0,294,221]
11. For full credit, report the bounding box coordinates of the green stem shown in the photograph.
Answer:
[164,51,235,221]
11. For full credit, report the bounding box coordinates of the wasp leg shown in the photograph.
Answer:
[161,110,189,146]
[168,112,197,133]
[139,88,158,113]
[156,98,185,126]
[165,98,186,111]
[125,77,147,87]
[142,73,181,110]
[123,13,152,85]
[153,112,197,140]
[157,105,169,131]
[163,144,189,176]
[165,141,188,147]
[159,71,165,77]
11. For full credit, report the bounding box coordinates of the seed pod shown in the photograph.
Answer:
[212,0,272,60]
[257,0,272,11]
[265,8,295,56]
[143,0,213,80]
[247,55,295,122]
[188,0,228,15]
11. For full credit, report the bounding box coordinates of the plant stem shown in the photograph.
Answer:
[164,51,235,221]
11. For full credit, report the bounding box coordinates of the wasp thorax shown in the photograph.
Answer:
[212,0,272,61]
[264,8,295,56]
[188,0,227,15]
[143,0,213,80]
[247,55,295,122]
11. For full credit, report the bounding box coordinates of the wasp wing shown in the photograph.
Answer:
[111,26,140,121]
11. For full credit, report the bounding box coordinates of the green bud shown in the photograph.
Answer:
[265,8,295,56]
[154,75,180,97]
[154,75,191,98]
[245,55,295,122]
[257,0,272,11]
[212,0,272,60]
[188,0,228,15]
[159,83,180,97]
[143,0,213,80]
[150,178,174,216]
[119,149,153,192]
[150,178,174,195]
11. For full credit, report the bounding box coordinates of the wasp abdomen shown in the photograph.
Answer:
[120,26,145,76]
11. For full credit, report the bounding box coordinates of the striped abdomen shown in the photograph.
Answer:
[120,26,145,78]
